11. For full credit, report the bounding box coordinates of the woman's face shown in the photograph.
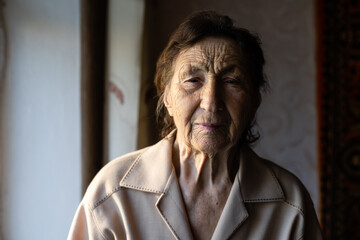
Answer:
[164,37,259,154]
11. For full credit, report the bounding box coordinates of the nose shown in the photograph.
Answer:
[200,79,223,112]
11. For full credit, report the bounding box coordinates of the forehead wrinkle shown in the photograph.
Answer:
[176,38,244,76]
[199,40,241,74]
[177,51,207,74]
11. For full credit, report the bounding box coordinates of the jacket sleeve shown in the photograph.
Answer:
[300,194,323,240]
[67,202,106,240]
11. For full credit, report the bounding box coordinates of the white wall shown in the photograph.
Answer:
[104,0,145,162]
[1,0,81,239]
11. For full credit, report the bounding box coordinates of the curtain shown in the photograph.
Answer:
[317,0,360,239]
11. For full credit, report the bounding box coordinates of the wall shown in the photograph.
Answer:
[1,0,81,239]
[104,0,145,162]
[142,0,320,212]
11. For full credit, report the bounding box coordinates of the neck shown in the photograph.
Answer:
[172,136,241,187]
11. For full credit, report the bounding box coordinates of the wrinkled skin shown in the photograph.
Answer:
[164,37,259,240]
[165,37,258,156]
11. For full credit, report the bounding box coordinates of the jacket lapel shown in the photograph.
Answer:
[212,147,285,240]
[156,171,194,240]
[119,134,193,240]
[211,175,248,240]
[120,137,173,194]
[239,148,285,203]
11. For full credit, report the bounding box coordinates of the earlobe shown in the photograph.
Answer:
[163,88,173,116]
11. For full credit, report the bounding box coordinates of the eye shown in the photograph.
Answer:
[186,78,200,83]
[182,77,202,91]
[223,77,242,85]
[183,77,203,86]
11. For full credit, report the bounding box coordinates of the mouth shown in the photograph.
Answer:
[195,123,223,131]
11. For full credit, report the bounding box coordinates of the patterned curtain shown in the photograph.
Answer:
[317,1,360,239]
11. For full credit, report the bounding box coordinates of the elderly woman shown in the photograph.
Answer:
[69,11,322,240]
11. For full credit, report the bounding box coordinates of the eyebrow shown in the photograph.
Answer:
[218,65,236,74]
[217,65,245,77]
[178,64,204,78]
[189,65,205,73]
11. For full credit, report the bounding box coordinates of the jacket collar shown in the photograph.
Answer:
[120,134,284,202]
[120,135,175,194]
[238,147,285,202]
[119,132,284,239]
[211,147,284,239]
[120,131,194,240]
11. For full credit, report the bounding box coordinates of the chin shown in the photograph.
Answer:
[189,128,236,154]
[191,138,229,154]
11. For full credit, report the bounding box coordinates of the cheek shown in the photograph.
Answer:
[172,92,199,122]
[227,94,254,130]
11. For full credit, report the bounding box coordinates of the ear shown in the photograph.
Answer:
[163,87,174,117]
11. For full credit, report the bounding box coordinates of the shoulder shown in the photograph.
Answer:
[262,158,315,214]
[81,132,176,209]
[262,158,323,238]
[82,147,149,209]
[240,150,322,239]
[242,148,315,214]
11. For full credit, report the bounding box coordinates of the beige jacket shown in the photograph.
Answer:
[68,135,322,240]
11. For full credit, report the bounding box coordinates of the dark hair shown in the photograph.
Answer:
[154,10,267,145]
